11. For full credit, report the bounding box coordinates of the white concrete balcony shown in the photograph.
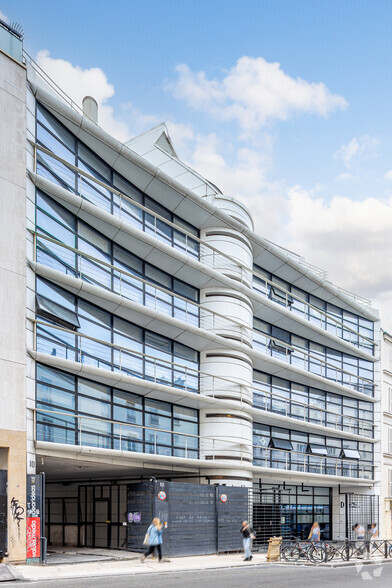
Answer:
[30,319,375,443]
[29,142,376,359]
[31,408,374,483]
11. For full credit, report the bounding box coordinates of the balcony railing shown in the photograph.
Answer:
[32,320,375,439]
[32,143,252,284]
[253,384,374,438]
[253,446,373,480]
[30,230,251,345]
[253,334,374,396]
[253,276,374,353]
[31,143,375,353]
[32,408,373,480]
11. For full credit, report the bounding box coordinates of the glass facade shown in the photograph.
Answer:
[253,371,374,438]
[35,277,199,392]
[253,318,374,395]
[253,264,374,353]
[35,103,199,258]
[35,192,199,326]
[36,364,199,457]
[253,423,373,479]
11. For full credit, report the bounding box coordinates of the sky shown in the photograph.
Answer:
[3,0,392,327]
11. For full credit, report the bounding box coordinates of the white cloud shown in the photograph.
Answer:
[385,169,392,180]
[36,50,132,142]
[334,172,358,182]
[284,186,392,325]
[171,57,347,135]
[337,135,379,170]
[0,10,9,23]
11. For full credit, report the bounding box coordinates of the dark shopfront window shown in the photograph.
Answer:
[35,277,199,393]
[36,364,199,458]
[253,482,332,541]
[35,103,199,259]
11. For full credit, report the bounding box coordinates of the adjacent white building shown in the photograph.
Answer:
[0,21,384,561]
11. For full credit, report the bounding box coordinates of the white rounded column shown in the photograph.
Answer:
[199,196,254,486]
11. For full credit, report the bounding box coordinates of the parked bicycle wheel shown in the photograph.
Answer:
[308,544,327,563]
[282,544,301,562]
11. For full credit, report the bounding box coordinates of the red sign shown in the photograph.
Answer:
[26,517,41,559]
[220,494,228,503]
[158,491,166,501]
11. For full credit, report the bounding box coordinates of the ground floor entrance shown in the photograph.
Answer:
[252,483,332,544]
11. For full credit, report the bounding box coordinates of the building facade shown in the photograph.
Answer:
[380,331,392,538]
[0,22,383,561]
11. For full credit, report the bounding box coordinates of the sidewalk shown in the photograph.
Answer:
[7,548,392,582]
[12,550,269,582]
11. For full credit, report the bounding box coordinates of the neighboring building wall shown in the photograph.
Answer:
[381,332,392,538]
[0,46,27,561]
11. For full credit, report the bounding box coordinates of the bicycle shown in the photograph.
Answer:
[281,538,326,563]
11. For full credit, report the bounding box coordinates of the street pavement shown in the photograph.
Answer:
[3,563,392,587]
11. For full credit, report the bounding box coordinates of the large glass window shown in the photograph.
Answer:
[253,424,373,479]
[36,103,199,258]
[253,264,374,353]
[35,278,199,392]
[35,192,199,327]
[253,370,374,437]
[253,320,374,396]
[35,364,198,458]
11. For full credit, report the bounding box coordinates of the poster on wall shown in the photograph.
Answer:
[26,474,43,563]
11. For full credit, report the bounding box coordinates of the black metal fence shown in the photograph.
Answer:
[280,539,392,563]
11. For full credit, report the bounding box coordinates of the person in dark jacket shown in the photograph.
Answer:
[241,520,255,561]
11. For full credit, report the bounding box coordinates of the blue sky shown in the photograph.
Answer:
[3,0,392,322]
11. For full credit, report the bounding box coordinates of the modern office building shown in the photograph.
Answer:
[0,22,382,561]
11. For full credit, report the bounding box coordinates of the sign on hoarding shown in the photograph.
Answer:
[26,475,43,562]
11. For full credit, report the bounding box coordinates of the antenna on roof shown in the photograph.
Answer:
[10,22,24,39]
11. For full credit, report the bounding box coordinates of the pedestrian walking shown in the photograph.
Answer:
[141,517,163,562]
[241,520,255,561]
[308,521,320,543]
[369,523,378,549]
[353,522,365,558]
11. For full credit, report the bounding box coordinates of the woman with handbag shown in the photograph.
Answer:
[141,517,163,562]
[241,520,255,561]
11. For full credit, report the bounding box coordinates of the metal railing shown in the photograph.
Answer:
[30,230,251,344]
[253,334,374,395]
[32,408,373,480]
[31,142,375,352]
[253,276,374,352]
[33,316,375,402]
[253,384,374,438]
[24,51,374,313]
[253,446,373,479]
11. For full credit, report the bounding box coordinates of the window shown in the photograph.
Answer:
[388,427,392,455]
[308,444,328,456]
[36,295,80,330]
[389,388,392,414]
[389,470,392,497]
[340,448,361,460]
[269,438,293,451]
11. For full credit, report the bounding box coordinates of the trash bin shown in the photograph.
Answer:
[266,536,282,561]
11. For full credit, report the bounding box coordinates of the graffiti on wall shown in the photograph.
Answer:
[10,497,24,539]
